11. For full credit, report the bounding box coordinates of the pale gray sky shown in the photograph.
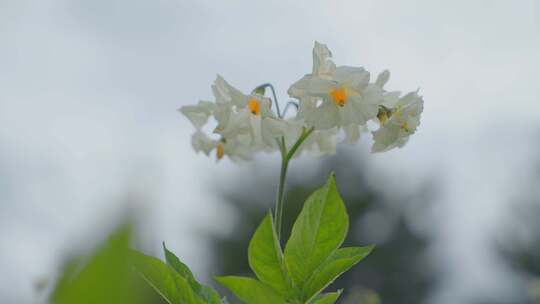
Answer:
[1,1,539,303]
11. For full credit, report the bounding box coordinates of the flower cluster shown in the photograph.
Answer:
[180,42,424,161]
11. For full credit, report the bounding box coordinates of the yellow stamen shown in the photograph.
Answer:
[377,111,389,125]
[248,99,261,115]
[330,87,347,107]
[377,107,393,125]
[216,143,224,160]
[401,122,410,132]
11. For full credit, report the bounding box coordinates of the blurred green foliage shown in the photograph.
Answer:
[49,224,164,304]
[496,152,540,304]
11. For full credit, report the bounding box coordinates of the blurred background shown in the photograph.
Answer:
[1,0,539,303]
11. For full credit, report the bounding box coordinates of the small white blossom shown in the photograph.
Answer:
[210,76,278,151]
[191,130,253,162]
[180,41,425,162]
[288,42,383,131]
[191,130,216,155]
[179,100,214,130]
[371,91,424,153]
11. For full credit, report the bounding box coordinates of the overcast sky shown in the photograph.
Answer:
[1,1,539,303]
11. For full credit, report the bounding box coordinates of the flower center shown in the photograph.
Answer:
[216,143,224,160]
[401,122,410,132]
[248,99,261,115]
[377,107,393,125]
[330,87,347,107]
[377,111,389,125]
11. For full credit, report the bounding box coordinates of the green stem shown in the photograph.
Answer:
[274,127,315,241]
[275,148,289,241]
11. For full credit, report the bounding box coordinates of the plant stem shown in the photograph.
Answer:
[275,148,289,241]
[274,127,315,241]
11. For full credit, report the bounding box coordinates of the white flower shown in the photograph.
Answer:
[179,100,214,130]
[180,41,425,161]
[211,75,279,151]
[288,42,334,100]
[288,42,383,131]
[371,91,424,153]
[191,130,216,155]
[191,130,253,162]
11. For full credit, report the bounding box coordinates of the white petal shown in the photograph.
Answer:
[265,118,304,149]
[288,75,337,99]
[309,101,340,130]
[343,124,362,144]
[191,131,216,155]
[348,95,379,125]
[215,109,250,139]
[256,95,276,119]
[375,70,390,88]
[333,66,370,89]
[213,102,232,131]
[308,128,337,156]
[381,91,401,108]
[179,100,213,129]
[371,124,401,153]
[312,41,335,77]
[249,114,264,148]
[296,97,317,121]
[214,75,247,107]
[223,137,253,162]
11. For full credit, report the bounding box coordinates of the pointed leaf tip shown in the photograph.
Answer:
[311,290,343,304]
[284,172,349,295]
[304,246,373,300]
[326,171,337,187]
[248,212,290,297]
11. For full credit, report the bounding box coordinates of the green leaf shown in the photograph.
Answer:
[163,243,222,304]
[176,275,205,304]
[310,290,342,304]
[51,225,144,304]
[198,285,223,304]
[284,173,349,295]
[248,212,291,297]
[132,250,204,304]
[215,276,286,304]
[164,242,195,279]
[304,246,373,301]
